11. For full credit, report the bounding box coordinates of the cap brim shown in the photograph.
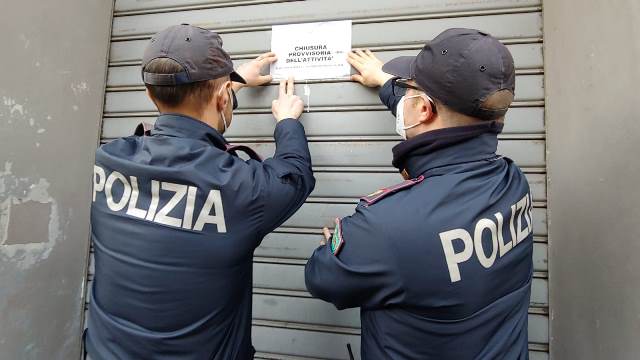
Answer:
[382,56,416,79]
[230,71,246,84]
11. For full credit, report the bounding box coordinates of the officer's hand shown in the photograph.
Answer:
[348,49,394,88]
[320,218,339,246]
[233,52,278,90]
[272,77,304,122]
[321,227,331,246]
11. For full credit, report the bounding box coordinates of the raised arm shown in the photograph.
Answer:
[251,78,315,239]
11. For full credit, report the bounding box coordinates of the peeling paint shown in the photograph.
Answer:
[71,81,89,96]
[0,163,59,269]
[19,34,30,49]
[28,178,53,203]
[0,198,9,245]
[37,128,46,134]
[2,96,25,117]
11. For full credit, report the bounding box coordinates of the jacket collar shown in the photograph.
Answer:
[151,113,227,150]
[392,121,503,178]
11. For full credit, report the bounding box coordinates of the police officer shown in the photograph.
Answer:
[305,28,534,359]
[86,25,315,359]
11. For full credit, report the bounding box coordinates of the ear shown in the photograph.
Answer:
[416,96,436,125]
[145,88,160,111]
[215,81,231,112]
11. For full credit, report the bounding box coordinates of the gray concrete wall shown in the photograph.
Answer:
[0,1,113,359]
[543,0,640,358]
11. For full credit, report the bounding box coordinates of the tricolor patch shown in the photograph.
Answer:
[330,220,345,256]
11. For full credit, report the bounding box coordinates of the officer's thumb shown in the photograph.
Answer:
[322,227,332,243]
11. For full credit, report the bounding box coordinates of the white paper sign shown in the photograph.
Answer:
[270,20,352,81]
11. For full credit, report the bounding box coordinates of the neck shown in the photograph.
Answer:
[157,105,224,133]
[393,121,503,176]
[406,112,480,139]
[405,116,446,139]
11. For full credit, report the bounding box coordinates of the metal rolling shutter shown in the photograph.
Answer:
[86,1,549,359]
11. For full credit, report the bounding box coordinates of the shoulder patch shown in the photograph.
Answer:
[360,175,425,206]
[330,220,345,256]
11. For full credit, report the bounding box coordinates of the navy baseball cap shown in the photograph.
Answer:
[142,24,245,86]
[383,28,515,120]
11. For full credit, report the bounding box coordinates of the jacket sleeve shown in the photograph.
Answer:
[253,118,315,239]
[304,207,404,310]
[379,78,402,116]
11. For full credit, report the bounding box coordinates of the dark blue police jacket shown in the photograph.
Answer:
[305,81,534,359]
[86,114,314,359]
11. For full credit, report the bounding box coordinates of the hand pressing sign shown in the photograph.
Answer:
[232,52,278,92]
[347,49,394,88]
[272,77,304,122]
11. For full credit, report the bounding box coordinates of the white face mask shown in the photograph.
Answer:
[395,94,426,140]
[218,86,233,133]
